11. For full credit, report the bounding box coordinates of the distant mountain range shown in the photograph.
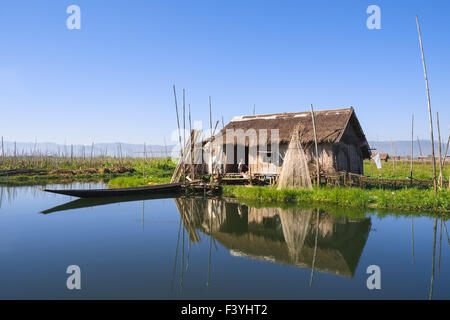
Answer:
[0,141,176,158]
[0,140,448,158]
[368,140,448,158]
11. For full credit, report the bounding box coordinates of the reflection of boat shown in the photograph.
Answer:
[176,198,371,278]
[41,192,178,214]
[44,183,182,198]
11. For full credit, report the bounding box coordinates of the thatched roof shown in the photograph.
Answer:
[219,107,371,158]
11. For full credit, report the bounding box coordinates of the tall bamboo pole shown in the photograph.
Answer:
[416,15,437,192]
[410,115,414,184]
[436,112,443,188]
[172,85,184,181]
[143,142,146,180]
[182,89,186,183]
[90,142,94,165]
[189,104,194,180]
[442,134,449,166]
[390,138,396,175]
[310,104,320,186]
[209,96,213,180]
[417,137,423,157]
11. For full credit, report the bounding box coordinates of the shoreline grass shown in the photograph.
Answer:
[222,185,450,213]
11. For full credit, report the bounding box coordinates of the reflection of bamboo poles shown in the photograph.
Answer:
[444,222,450,246]
[181,223,185,293]
[186,237,191,271]
[142,200,145,231]
[429,217,437,300]
[411,216,415,264]
[171,217,182,293]
[206,204,214,287]
[174,198,201,242]
[309,210,320,287]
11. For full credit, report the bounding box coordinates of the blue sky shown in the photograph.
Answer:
[0,0,449,145]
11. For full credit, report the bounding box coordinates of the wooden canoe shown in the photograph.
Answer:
[41,193,178,214]
[44,183,183,198]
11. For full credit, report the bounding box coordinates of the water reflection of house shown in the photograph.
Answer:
[175,198,371,278]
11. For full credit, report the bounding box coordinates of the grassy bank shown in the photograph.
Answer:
[364,159,449,180]
[0,157,176,186]
[222,185,450,212]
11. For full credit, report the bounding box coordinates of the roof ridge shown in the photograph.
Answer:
[235,107,353,121]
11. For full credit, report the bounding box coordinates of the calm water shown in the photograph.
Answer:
[0,183,448,300]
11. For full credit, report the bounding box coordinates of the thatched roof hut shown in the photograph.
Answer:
[213,107,371,175]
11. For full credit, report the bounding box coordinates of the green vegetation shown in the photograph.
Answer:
[1,155,146,171]
[364,159,449,181]
[0,156,176,186]
[107,158,176,188]
[222,185,450,213]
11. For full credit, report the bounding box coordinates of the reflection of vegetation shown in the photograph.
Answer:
[222,186,450,213]
[364,159,449,181]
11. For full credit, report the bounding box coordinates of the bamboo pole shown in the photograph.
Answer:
[182,89,186,183]
[442,134,449,166]
[416,15,437,192]
[436,112,443,188]
[209,96,213,180]
[417,137,423,157]
[172,85,184,180]
[390,138,395,175]
[310,104,320,186]
[70,144,73,165]
[410,115,414,184]
[90,142,94,165]
[188,104,194,180]
[143,142,146,180]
